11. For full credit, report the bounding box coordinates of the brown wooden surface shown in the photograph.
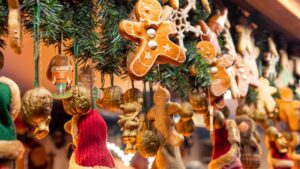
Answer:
[230,0,300,41]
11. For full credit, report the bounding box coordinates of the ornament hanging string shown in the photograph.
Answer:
[143,80,149,129]
[149,80,154,107]
[73,34,79,85]
[33,0,41,87]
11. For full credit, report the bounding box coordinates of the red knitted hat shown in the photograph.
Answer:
[72,109,115,169]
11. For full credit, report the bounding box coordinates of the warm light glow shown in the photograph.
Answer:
[107,142,155,168]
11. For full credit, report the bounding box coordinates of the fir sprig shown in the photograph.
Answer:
[0,0,8,49]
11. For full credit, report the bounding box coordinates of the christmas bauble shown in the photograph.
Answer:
[96,86,123,112]
[62,85,91,116]
[176,119,194,137]
[0,51,4,70]
[123,88,143,103]
[137,124,162,158]
[189,90,207,114]
[22,87,53,140]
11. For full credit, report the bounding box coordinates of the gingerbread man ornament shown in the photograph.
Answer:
[234,55,251,97]
[236,21,260,87]
[119,0,185,80]
[264,37,280,80]
[255,77,277,121]
[276,87,300,131]
[275,50,294,87]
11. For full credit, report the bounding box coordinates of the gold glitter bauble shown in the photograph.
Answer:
[22,87,53,140]
[96,86,123,112]
[137,124,162,158]
[189,90,207,114]
[62,85,91,115]
[123,88,143,103]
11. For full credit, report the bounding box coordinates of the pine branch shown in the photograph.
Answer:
[0,0,8,49]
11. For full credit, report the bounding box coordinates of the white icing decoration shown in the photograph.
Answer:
[148,40,158,50]
[163,44,172,53]
[210,67,218,74]
[147,28,156,38]
[144,52,152,60]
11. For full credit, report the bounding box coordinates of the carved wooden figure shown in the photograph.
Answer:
[7,0,22,54]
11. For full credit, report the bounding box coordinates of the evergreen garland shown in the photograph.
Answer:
[0,0,8,49]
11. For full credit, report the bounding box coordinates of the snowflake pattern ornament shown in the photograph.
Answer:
[161,0,202,50]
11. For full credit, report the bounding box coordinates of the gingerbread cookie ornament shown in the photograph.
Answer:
[255,77,277,122]
[235,22,260,87]
[264,37,279,80]
[275,50,294,87]
[162,0,179,9]
[119,0,185,80]
[276,87,300,131]
[234,55,251,97]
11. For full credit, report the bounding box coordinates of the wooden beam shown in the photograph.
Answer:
[230,0,300,41]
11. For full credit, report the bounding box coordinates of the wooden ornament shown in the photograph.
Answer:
[263,37,280,80]
[255,77,277,122]
[7,0,22,54]
[188,89,208,114]
[118,98,143,154]
[46,55,73,99]
[199,8,228,55]
[161,0,201,50]
[148,86,184,146]
[176,102,195,137]
[118,0,185,80]
[152,144,185,169]
[201,0,211,15]
[62,85,91,116]
[275,50,294,87]
[235,21,260,87]
[96,86,123,113]
[236,115,261,169]
[276,87,300,131]
[22,87,53,140]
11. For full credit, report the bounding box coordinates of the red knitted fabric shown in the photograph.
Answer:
[75,109,115,168]
[269,141,292,169]
[212,123,231,160]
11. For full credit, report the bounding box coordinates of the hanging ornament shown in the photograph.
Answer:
[147,86,184,146]
[254,77,277,123]
[7,0,22,54]
[161,0,202,50]
[235,20,260,87]
[222,18,240,99]
[46,55,73,99]
[118,98,143,154]
[275,49,294,87]
[161,0,179,9]
[284,132,300,168]
[96,86,123,113]
[123,88,143,103]
[236,115,261,169]
[176,102,195,137]
[266,126,293,169]
[0,76,24,167]
[118,0,185,80]
[136,122,162,158]
[22,87,53,140]
[234,55,251,97]
[201,0,211,15]
[276,87,300,131]
[62,85,91,116]
[263,37,280,80]
[204,109,243,169]
[0,51,4,70]
[189,89,208,114]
